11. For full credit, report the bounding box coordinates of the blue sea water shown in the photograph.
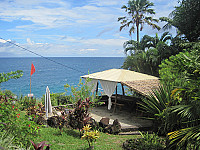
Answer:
[0,57,125,98]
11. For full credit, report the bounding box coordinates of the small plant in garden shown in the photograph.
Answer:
[30,140,51,150]
[24,101,47,125]
[81,124,100,149]
[68,98,92,134]
[66,78,99,105]
[47,111,69,133]
[41,92,72,106]
[18,96,36,111]
[26,103,43,118]
[123,132,166,150]
[67,78,100,133]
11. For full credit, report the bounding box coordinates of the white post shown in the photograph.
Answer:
[46,86,48,119]
[48,88,52,114]
[45,89,46,114]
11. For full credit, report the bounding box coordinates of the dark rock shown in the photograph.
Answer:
[47,116,58,128]
[111,119,121,134]
[99,117,110,127]
[104,124,112,133]
[99,118,121,134]
[36,115,46,125]
[87,118,99,129]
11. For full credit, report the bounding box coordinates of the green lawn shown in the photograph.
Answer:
[31,127,139,150]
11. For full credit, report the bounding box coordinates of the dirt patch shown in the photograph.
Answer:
[89,105,152,129]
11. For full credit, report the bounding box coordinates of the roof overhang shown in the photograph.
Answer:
[81,69,159,83]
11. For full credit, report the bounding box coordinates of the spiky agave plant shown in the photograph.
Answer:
[138,84,175,134]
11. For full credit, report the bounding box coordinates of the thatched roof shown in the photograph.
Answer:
[122,79,160,96]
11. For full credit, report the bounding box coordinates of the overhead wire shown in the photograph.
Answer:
[0,37,86,75]
[0,37,110,95]
[0,37,122,97]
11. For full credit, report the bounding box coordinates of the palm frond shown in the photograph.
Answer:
[160,32,172,42]
[144,20,161,30]
[121,5,127,10]
[159,17,174,30]
[129,26,135,36]
[146,9,155,14]
[168,125,200,150]
[118,16,126,22]
[170,105,193,120]
[119,24,127,31]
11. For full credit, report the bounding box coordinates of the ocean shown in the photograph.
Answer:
[0,57,125,98]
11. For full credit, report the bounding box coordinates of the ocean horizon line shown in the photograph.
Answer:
[0,56,125,58]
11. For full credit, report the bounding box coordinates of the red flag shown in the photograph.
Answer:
[30,63,35,76]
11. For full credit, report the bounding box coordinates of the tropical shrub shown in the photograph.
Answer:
[159,41,200,88]
[166,86,200,149]
[138,84,176,134]
[47,111,69,133]
[68,98,92,132]
[123,132,166,150]
[159,46,200,149]
[0,93,41,148]
[18,96,36,110]
[67,78,100,133]
[30,140,51,150]
[159,51,188,88]
[81,124,100,149]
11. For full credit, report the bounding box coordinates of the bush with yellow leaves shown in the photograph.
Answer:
[81,124,100,148]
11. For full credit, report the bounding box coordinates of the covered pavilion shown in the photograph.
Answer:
[81,69,159,111]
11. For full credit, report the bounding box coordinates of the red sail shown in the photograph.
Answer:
[30,63,35,76]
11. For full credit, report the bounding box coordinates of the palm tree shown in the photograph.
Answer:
[122,32,173,76]
[123,32,172,55]
[123,40,145,55]
[143,32,172,48]
[118,0,160,42]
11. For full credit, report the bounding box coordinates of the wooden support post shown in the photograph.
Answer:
[113,85,118,113]
[96,82,99,96]
[121,83,125,96]
[30,75,31,94]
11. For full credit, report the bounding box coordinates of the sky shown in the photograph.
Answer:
[0,0,179,57]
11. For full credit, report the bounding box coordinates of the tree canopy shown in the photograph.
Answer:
[0,70,23,84]
[160,0,200,42]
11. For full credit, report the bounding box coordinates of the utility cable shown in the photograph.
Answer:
[0,37,86,75]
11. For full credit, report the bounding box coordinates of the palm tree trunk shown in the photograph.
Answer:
[136,21,139,54]
[136,22,139,42]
